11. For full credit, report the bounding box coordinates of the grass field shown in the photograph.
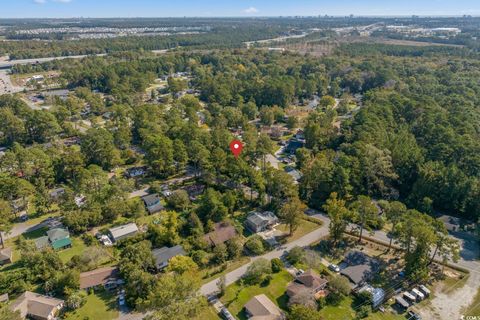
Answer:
[200,256,251,285]
[64,291,118,320]
[318,296,405,320]
[221,270,293,320]
[277,218,320,242]
[193,306,221,320]
[58,237,87,263]
[464,287,480,316]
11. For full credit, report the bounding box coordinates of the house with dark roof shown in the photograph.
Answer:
[340,251,381,288]
[80,267,121,291]
[10,291,64,320]
[108,223,139,242]
[244,294,285,320]
[0,248,12,265]
[203,222,237,247]
[287,269,329,301]
[142,193,164,214]
[245,211,279,233]
[152,245,187,270]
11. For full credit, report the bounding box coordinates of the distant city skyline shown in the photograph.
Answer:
[1,0,480,18]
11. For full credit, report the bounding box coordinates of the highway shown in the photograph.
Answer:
[0,54,107,69]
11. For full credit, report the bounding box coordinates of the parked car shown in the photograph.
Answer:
[296,269,305,276]
[220,307,235,320]
[407,310,421,320]
[328,263,340,273]
[207,295,217,304]
[118,294,125,306]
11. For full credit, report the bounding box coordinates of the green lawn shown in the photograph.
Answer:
[318,296,405,320]
[58,237,87,263]
[464,287,480,316]
[200,257,251,285]
[64,291,119,320]
[221,270,293,320]
[277,218,320,242]
[193,306,221,320]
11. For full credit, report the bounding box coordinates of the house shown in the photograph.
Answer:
[35,228,71,251]
[203,222,237,246]
[295,129,305,142]
[35,236,50,250]
[49,188,65,200]
[142,193,164,214]
[10,291,64,320]
[80,267,121,290]
[0,248,12,265]
[152,245,186,270]
[108,223,139,242]
[125,166,147,178]
[287,269,329,301]
[47,228,72,250]
[245,211,279,233]
[358,284,386,308]
[244,294,285,320]
[339,251,380,288]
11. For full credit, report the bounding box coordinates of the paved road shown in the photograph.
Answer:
[0,69,23,94]
[3,216,61,240]
[200,221,329,295]
[0,54,107,69]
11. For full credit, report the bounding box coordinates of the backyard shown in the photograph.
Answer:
[64,291,119,320]
[220,270,293,320]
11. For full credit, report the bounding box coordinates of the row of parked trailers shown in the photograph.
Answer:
[395,285,431,309]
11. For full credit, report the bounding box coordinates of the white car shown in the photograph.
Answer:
[100,235,113,246]
[328,264,340,273]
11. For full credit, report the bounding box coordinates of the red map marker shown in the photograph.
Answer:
[229,140,243,158]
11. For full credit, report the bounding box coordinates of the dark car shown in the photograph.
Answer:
[407,310,422,320]
[220,307,235,320]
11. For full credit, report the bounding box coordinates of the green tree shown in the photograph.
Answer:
[81,128,121,170]
[166,256,198,275]
[323,192,350,247]
[245,235,265,255]
[279,197,306,236]
[288,304,323,320]
[350,196,377,242]
[244,258,272,285]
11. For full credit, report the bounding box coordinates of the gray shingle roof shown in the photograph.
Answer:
[152,245,186,269]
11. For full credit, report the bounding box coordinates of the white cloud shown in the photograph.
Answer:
[33,0,46,4]
[243,7,259,14]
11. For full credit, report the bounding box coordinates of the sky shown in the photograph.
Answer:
[1,0,480,18]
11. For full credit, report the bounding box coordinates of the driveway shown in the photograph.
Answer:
[3,216,61,240]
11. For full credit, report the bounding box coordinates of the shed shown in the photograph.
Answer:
[108,223,139,242]
[0,248,12,265]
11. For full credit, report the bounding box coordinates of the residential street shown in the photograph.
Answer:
[200,221,329,295]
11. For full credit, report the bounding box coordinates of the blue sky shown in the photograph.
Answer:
[2,0,480,18]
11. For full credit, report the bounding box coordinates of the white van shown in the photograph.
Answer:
[411,288,425,301]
